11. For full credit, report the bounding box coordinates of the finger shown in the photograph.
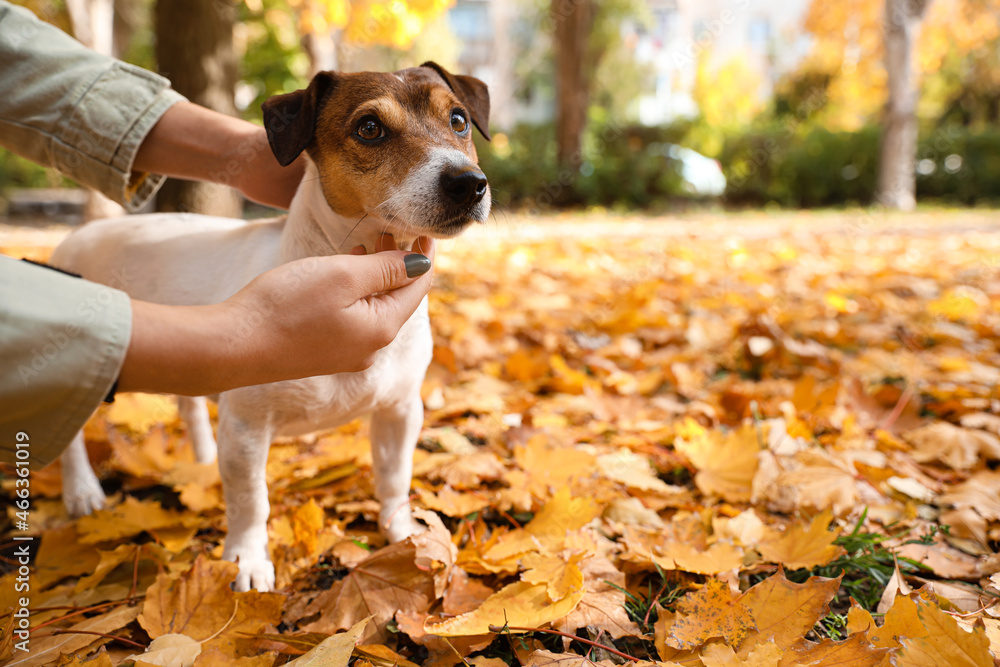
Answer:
[350,245,367,255]
[343,249,432,297]
[412,237,436,261]
[375,234,396,253]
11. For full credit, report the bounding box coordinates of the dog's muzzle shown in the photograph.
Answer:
[440,168,488,208]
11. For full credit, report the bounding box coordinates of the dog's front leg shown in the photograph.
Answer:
[371,393,425,543]
[217,404,275,592]
[61,431,107,517]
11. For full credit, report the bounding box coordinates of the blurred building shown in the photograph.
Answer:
[446,0,813,128]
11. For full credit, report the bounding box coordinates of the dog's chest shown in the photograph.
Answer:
[224,301,433,436]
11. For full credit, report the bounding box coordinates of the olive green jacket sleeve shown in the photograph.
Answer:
[0,1,186,211]
[0,258,132,466]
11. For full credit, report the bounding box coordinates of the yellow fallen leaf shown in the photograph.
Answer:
[286,616,371,667]
[738,569,841,656]
[666,579,756,650]
[675,424,759,503]
[423,580,586,636]
[700,640,782,666]
[895,598,993,667]
[757,510,845,570]
[484,487,601,561]
[76,495,200,544]
[126,634,201,667]
[521,552,585,602]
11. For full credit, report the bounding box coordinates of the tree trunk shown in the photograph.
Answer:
[876,0,931,211]
[489,0,515,131]
[552,0,594,169]
[302,31,338,77]
[67,0,128,221]
[154,0,241,217]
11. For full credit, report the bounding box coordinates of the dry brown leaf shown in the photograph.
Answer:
[904,421,1000,471]
[442,568,495,615]
[138,555,283,658]
[779,633,888,667]
[6,604,140,667]
[302,523,446,642]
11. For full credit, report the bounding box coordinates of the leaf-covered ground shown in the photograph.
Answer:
[2,210,1000,666]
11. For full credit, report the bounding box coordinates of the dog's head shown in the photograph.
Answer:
[262,62,490,239]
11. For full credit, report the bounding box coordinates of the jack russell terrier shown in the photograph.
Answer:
[50,62,491,591]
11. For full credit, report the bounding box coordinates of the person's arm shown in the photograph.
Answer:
[0,237,433,466]
[119,237,434,394]
[0,2,304,211]
[0,1,185,211]
[131,102,305,210]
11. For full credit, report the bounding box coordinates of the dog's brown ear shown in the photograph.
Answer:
[262,71,339,166]
[420,61,491,141]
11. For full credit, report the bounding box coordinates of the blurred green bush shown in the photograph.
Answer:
[478,122,1000,210]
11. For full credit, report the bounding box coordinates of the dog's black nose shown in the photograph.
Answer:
[440,168,488,207]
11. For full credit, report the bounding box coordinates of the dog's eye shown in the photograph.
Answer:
[356,117,385,142]
[451,111,469,135]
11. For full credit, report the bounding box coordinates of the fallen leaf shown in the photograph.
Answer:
[423,580,586,636]
[895,599,993,666]
[484,487,601,561]
[125,634,201,667]
[666,579,756,650]
[904,422,1000,471]
[286,616,371,667]
[138,555,283,658]
[552,553,641,639]
[699,641,781,666]
[675,422,759,503]
[6,604,140,667]
[738,569,841,656]
[780,633,888,667]
[757,510,845,570]
[76,495,199,544]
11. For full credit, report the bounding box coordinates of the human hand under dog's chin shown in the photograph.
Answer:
[118,234,436,396]
[232,233,437,379]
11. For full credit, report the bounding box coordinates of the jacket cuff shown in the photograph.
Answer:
[52,63,185,212]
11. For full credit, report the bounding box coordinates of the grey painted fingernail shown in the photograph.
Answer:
[404,253,431,278]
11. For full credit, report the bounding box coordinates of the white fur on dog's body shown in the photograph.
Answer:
[53,159,435,591]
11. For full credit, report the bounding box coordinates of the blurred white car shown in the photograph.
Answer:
[668,144,727,197]
[648,142,727,197]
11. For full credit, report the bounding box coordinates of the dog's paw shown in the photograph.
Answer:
[63,479,107,518]
[224,547,275,592]
[383,514,425,543]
